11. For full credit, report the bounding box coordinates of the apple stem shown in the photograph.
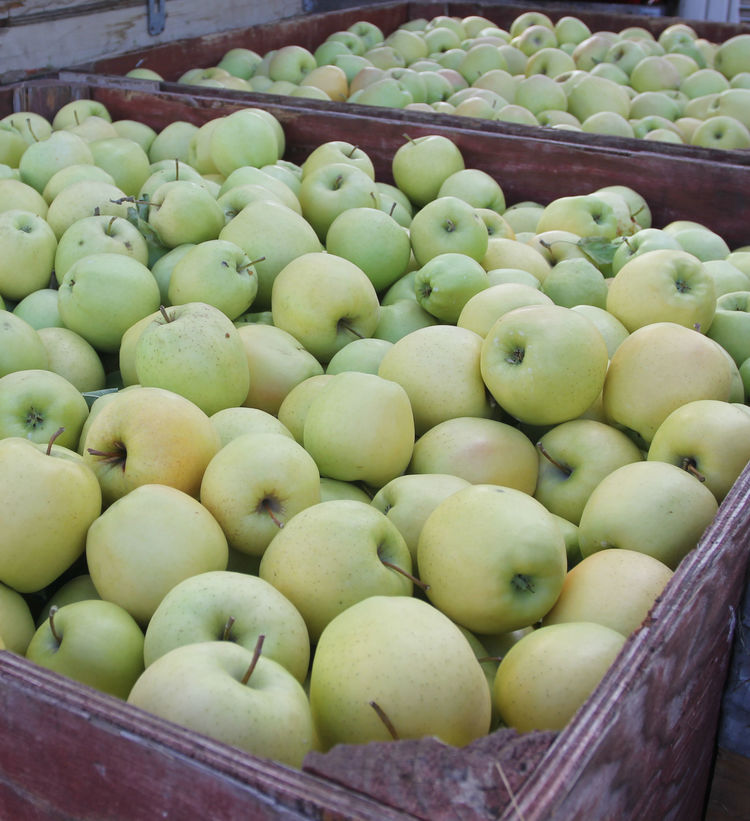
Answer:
[159,304,173,323]
[48,605,62,644]
[536,441,572,477]
[346,144,360,158]
[74,110,80,126]
[401,133,416,145]
[86,442,127,469]
[511,573,535,593]
[445,218,456,233]
[247,256,266,267]
[25,117,40,142]
[221,615,236,641]
[369,700,399,740]
[110,196,158,209]
[175,158,179,180]
[105,215,118,236]
[379,557,429,591]
[681,457,706,483]
[388,201,397,219]
[477,655,504,664]
[338,320,364,339]
[241,634,265,685]
[46,427,65,455]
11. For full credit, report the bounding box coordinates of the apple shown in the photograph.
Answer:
[533,419,644,526]
[378,324,494,436]
[493,621,625,731]
[87,136,150,197]
[0,178,49,217]
[0,581,36,654]
[276,374,334,444]
[610,228,682,275]
[391,134,465,208]
[0,310,50,376]
[714,34,750,79]
[218,166,301,214]
[457,282,552,337]
[259,500,413,642]
[325,337,393,375]
[19,130,95,194]
[410,415,538,493]
[663,221,730,262]
[81,385,221,507]
[200,431,320,557]
[606,248,716,333]
[302,371,414,490]
[26,600,145,700]
[570,305,629,358]
[628,90,682,121]
[602,322,734,447]
[209,406,293,449]
[309,595,491,749]
[578,460,718,569]
[409,196,488,266]
[143,569,310,683]
[481,304,609,426]
[147,121,199,164]
[271,251,380,365]
[128,640,315,768]
[418,484,567,633]
[542,258,608,309]
[37,326,106,393]
[482,237,552,283]
[370,473,470,567]
[691,115,750,150]
[219,199,323,310]
[54,213,149,284]
[647,399,750,503]
[703,261,750,297]
[87,483,227,624]
[373,299,438,343]
[630,56,683,93]
[707,291,750,365]
[324,206,411,293]
[413,252,489,323]
[0,436,101,593]
[41,163,112,202]
[36,574,101,625]
[436,168,506,214]
[148,180,225,248]
[535,194,621,240]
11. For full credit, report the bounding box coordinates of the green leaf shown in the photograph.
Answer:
[82,388,119,409]
[578,236,621,267]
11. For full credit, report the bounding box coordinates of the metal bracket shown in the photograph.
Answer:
[147,0,166,36]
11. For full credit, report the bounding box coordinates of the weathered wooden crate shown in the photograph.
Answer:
[1,76,750,819]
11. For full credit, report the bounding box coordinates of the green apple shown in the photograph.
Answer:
[88,136,151,197]
[148,121,199,164]
[207,110,279,177]
[143,569,309,682]
[707,291,750,365]
[481,304,609,426]
[81,385,221,506]
[662,221,730,262]
[87,483,227,624]
[301,64,350,101]
[570,305,629,358]
[325,337,393,375]
[714,34,750,79]
[38,326,106,393]
[0,310,49,376]
[167,239,258,320]
[630,55,683,92]
[542,258,608,309]
[148,180,225,248]
[385,28,429,65]
[703,261,750,297]
[19,130,94,194]
[26,599,144,699]
[534,419,644,526]
[482,237,551,283]
[680,68,730,98]
[138,160,206,202]
[409,196,488,266]
[578,460,718,569]
[604,39,648,76]
[309,595,491,749]
[535,194,621,240]
[437,168,506,213]
[493,621,625,731]
[298,162,380,242]
[606,248,716,333]
[370,473,470,567]
[647,399,750,503]
[112,119,157,154]
[418,484,567,633]
[0,581,36,654]
[566,74,631,121]
[0,121,27,168]
[209,406,292,449]
[267,44,316,83]
[0,209,57,301]
[302,371,414,490]
[45,179,131,240]
[134,302,250,416]
[200,432,320,557]
[128,640,314,768]
[391,134,465,208]
[51,100,111,131]
[0,178,49,217]
[219,199,322,310]
[324,206,411,293]
[57,252,160,353]
[0,436,101,592]
[54,213,148,284]
[378,324,494,436]
[544,548,673,636]
[259,500,413,642]
[271,251,379,364]
[372,299,438,343]
[410,415,538,493]
[525,47,576,79]
[691,115,750,150]
[457,282,552,337]
[217,48,263,79]
[413,252,489,323]
[610,227,681,274]
[0,368,89,450]
[628,90,682,121]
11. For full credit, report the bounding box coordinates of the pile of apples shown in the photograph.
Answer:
[127,11,750,151]
[2,93,750,772]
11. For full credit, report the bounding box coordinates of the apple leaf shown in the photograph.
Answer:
[82,388,119,409]
[125,205,165,251]
[577,237,621,267]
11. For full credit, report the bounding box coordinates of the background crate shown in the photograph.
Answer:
[2,76,750,821]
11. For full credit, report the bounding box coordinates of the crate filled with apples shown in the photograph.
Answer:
[62,2,750,155]
[1,77,750,819]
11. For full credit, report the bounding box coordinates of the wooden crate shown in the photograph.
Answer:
[2,76,750,819]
